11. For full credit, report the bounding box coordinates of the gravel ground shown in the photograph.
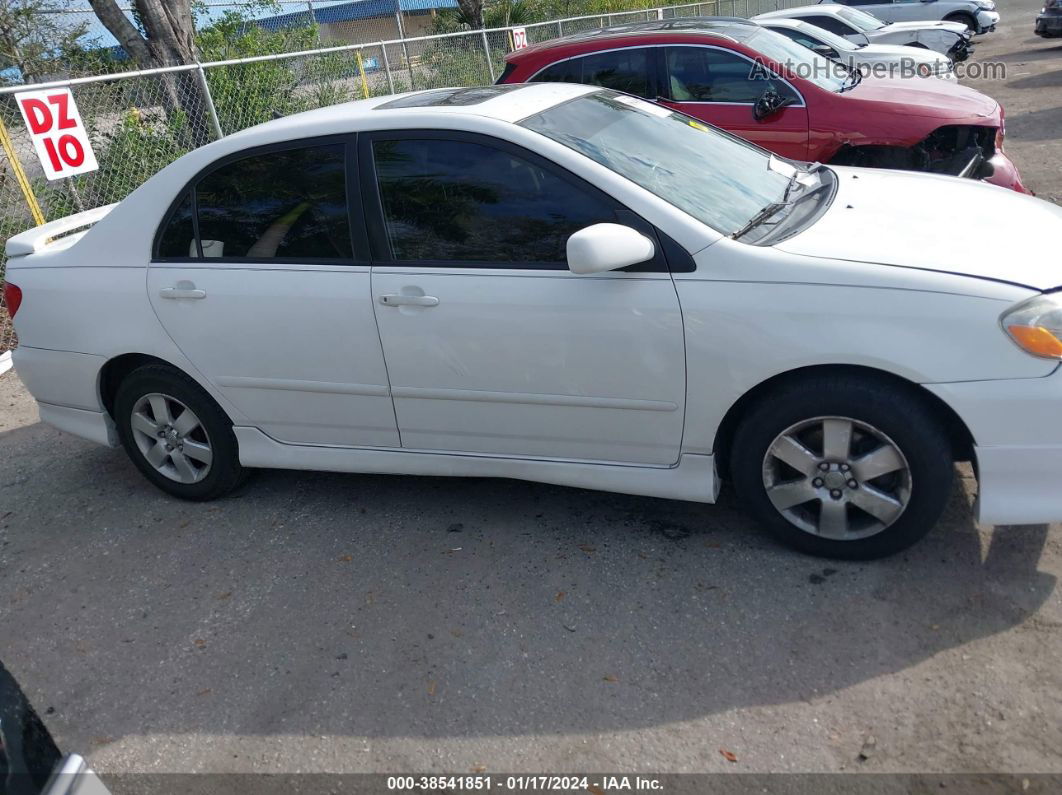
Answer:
[965,0,1062,201]
[2,0,1062,780]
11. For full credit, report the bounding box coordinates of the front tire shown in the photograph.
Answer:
[730,376,954,559]
[945,12,978,32]
[115,365,244,500]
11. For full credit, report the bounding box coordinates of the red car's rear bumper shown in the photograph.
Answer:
[983,152,1032,194]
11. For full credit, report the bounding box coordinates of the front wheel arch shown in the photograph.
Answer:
[711,365,974,481]
[945,12,978,31]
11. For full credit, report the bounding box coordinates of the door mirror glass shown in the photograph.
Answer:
[752,87,796,121]
[566,223,655,275]
[810,43,838,59]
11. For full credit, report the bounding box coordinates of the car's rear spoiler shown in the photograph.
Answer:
[5,203,117,258]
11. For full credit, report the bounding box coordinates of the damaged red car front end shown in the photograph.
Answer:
[499,19,1029,192]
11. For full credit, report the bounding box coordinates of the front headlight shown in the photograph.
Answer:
[1002,294,1062,358]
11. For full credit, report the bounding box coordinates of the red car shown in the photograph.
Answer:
[498,18,1028,192]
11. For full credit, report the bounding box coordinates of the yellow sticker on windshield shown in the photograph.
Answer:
[687,120,710,133]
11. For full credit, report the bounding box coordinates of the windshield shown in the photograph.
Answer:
[837,7,887,31]
[520,91,793,236]
[794,22,860,52]
[747,28,848,92]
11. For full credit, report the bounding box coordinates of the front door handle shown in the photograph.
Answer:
[379,294,439,307]
[159,284,206,300]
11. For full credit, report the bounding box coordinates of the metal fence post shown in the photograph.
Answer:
[481,29,496,82]
[394,10,415,88]
[557,20,563,36]
[195,63,224,139]
[381,44,396,94]
[307,0,322,45]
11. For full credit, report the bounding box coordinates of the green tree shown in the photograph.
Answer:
[0,0,92,85]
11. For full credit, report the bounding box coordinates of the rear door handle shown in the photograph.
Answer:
[159,286,206,300]
[379,294,439,307]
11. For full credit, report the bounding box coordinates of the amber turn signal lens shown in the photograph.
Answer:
[1006,325,1062,358]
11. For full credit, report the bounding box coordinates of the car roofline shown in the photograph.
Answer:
[504,17,764,62]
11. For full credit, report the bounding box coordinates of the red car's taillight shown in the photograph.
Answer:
[3,281,22,319]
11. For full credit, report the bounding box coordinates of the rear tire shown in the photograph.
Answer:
[730,375,953,559]
[115,365,245,501]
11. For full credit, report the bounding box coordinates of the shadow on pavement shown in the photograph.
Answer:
[0,420,1055,747]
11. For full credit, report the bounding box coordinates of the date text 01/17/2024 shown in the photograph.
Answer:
[386,775,665,791]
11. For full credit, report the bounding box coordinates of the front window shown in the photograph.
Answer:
[837,7,888,31]
[372,138,616,264]
[521,90,796,236]
[665,46,801,103]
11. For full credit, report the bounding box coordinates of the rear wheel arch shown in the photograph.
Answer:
[99,354,225,423]
[711,365,974,481]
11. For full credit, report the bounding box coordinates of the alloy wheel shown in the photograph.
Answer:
[761,416,912,540]
[129,393,213,484]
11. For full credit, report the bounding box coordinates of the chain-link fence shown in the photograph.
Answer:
[0,0,804,353]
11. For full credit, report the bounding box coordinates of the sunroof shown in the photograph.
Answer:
[375,85,531,109]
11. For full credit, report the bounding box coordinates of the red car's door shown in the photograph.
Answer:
[656,45,811,161]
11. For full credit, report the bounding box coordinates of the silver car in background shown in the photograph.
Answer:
[754,4,975,60]
[821,0,999,34]
[758,17,957,80]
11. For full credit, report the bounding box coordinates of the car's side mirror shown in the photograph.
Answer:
[752,87,796,121]
[811,43,839,60]
[566,223,655,275]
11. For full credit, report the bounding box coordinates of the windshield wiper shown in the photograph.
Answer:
[732,201,791,240]
[734,169,829,241]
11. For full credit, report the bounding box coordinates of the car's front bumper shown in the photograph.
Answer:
[1036,12,1062,36]
[975,10,1000,33]
[926,368,1062,525]
[982,151,1032,194]
[948,35,975,62]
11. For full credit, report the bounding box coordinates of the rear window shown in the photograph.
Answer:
[532,48,652,98]
[155,142,353,261]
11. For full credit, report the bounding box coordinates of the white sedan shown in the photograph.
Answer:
[757,17,957,80]
[822,0,999,34]
[6,84,1062,559]
[754,5,975,60]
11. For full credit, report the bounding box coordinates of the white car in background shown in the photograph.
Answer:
[757,17,957,80]
[754,4,975,61]
[6,84,1062,560]
[822,0,999,34]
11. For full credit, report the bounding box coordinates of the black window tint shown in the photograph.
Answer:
[804,15,857,35]
[195,144,351,260]
[157,190,197,258]
[373,138,615,265]
[667,47,783,103]
[531,59,579,83]
[573,48,650,97]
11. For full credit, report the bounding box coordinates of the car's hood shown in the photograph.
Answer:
[776,167,1062,290]
[879,19,967,34]
[844,75,998,119]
